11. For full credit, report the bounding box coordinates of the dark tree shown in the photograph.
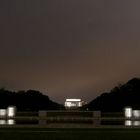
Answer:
[0,89,64,111]
[86,78,140,112]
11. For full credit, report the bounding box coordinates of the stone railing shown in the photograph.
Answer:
[0,108,140,127]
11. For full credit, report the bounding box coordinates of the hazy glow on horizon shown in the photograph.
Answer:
[0,0,140,103]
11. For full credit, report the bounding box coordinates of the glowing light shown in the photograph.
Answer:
[78,102,82,107]
[133,110,140,118]
[133,121,140,126]
[66,99,81,102]
[125,120,132,126]
[0,109,7,117]
[65,102,77,107]
[7,106,16,117]
[124,107,132,118]
[65,102,72,107]
[65,98,84,108]
[7,119,15,125]
[0,120,6,125]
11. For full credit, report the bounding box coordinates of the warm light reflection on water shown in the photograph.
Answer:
[125,120,132,126]
[7,119,15,125]
[133,121,140,126]
[0,120,6,125]
[0,119,15,125]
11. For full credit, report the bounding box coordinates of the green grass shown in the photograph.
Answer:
[0,127,140,140]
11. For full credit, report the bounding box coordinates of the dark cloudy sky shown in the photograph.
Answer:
[0,0,140,103]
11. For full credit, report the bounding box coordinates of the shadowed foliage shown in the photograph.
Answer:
[0,89,64,111]
[86,78,140,112]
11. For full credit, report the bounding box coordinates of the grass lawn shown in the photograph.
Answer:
[0,127,140,140]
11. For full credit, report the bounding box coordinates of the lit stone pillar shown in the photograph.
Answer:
[0,109,7,125]
[132,110,140,126]
[124,107,132,126]
[39,111,47,125]
[93,111,101,127]
[7,106,16,125]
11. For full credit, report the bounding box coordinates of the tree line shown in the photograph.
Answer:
[86,78,140,112]
[0,89,64,111]
[1,77,140,112]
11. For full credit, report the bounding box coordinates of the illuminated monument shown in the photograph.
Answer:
[0,106,16,125]
[64,99,85,109]
[124,107,140,126]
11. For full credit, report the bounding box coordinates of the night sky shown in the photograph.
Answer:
[0,0,140,103]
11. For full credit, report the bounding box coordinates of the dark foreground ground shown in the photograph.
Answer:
[0,126,140,140]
